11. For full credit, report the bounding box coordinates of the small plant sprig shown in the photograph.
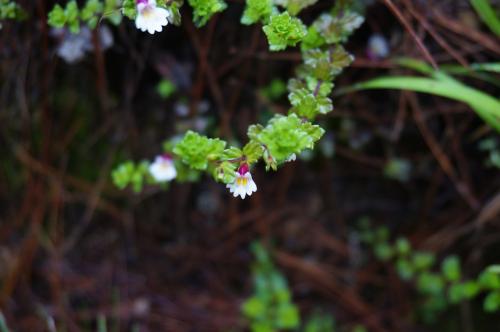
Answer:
[242,242,301,331]
[48,0,123,33]
[109,0,363,199]
[358,219,500,322]
[243,242,368,332]
[0,0,26,27]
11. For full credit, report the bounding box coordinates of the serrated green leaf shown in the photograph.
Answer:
[312,11,364,45]
[274,0,318,16]
[417,272,445,295]
[243,141,264,164]
[222,147,243,160]
[48,4,66,28]
[262,12,306,51]
[173,131,226,170]
[122,0,136,19]
[276,304,300,329]
[81,0,103,25]
[478,270,500,290]
[396,258,414,280]
[241,296,266,319]
[395,237,411,256]
[255,114,324,162]
[241,0,274,25]
[188,0,226,27]
[248,124,264,140]
[484,291,500,312]
[412,251,435,271]
[442,256,461,282]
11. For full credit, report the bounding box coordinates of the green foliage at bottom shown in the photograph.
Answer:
[358,220,500,323]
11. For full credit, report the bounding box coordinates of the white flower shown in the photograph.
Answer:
[367,34,389,60]
[52,26,114,64]
[135,0,170,35]
[226,164,257,199]
[149,155,177,182]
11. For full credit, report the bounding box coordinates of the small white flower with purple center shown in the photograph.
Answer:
[149,154,177,182]
[135,0,170,35]
[226,164,257,199]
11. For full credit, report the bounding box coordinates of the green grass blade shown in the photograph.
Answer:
[395,58,460,83]
[343,76,500,132]
[97,315,107,332]
[470,0,500,36]
[0,312,10,332]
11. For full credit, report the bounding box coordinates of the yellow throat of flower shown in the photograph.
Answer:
[236,176,248,186]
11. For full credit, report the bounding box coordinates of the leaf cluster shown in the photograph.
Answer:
[359,221,500,322]
[274,0,318,16]
[242,242,368,332]
[241,0,274,25]
[241,242,301,331]
[187,0,226,27]
[0,0,26,21]
[262,12,306,51]
[48,0,122,33]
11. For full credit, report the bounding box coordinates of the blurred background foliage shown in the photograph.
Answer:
[1,0,500,331]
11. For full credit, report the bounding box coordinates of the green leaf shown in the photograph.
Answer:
[417,272,445,295]
[173,131,226,170]
[81,0,103,28]
[300,47,353,82]
[470,0,500,36]
[48,4,66,28]
[241,0,274,25]
[112,161,135,189]
[167,2,182,25]
[483,291,500,312]
[343,76,500,132]
[260,79,287,100]
[256,114,324,162]
[478,269,500,290]
[111,160,151,192]
[262,12,306,51]
[243,141,264,164]
[395,237,411,256]
[301,26,326,50]
[289,88,333,120]
[242,296,266,319]
[104,0,122,25]
[396,258,414,281]
[274,0,318,16]
[441,256,461,282]
[65,0,80,33]
[122,0,137,19]
[384,158,411,182]
[222,147,243,160]
[276,303,300,329]
[312,11,364,44]
[303,312,335,332]
[412,251,435,271]
[374,242,393,262]
[248,124,264,140]
[157,79,177,99]
[488,265,500,274]
[448,281,480,304]
[187,0,226,27]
